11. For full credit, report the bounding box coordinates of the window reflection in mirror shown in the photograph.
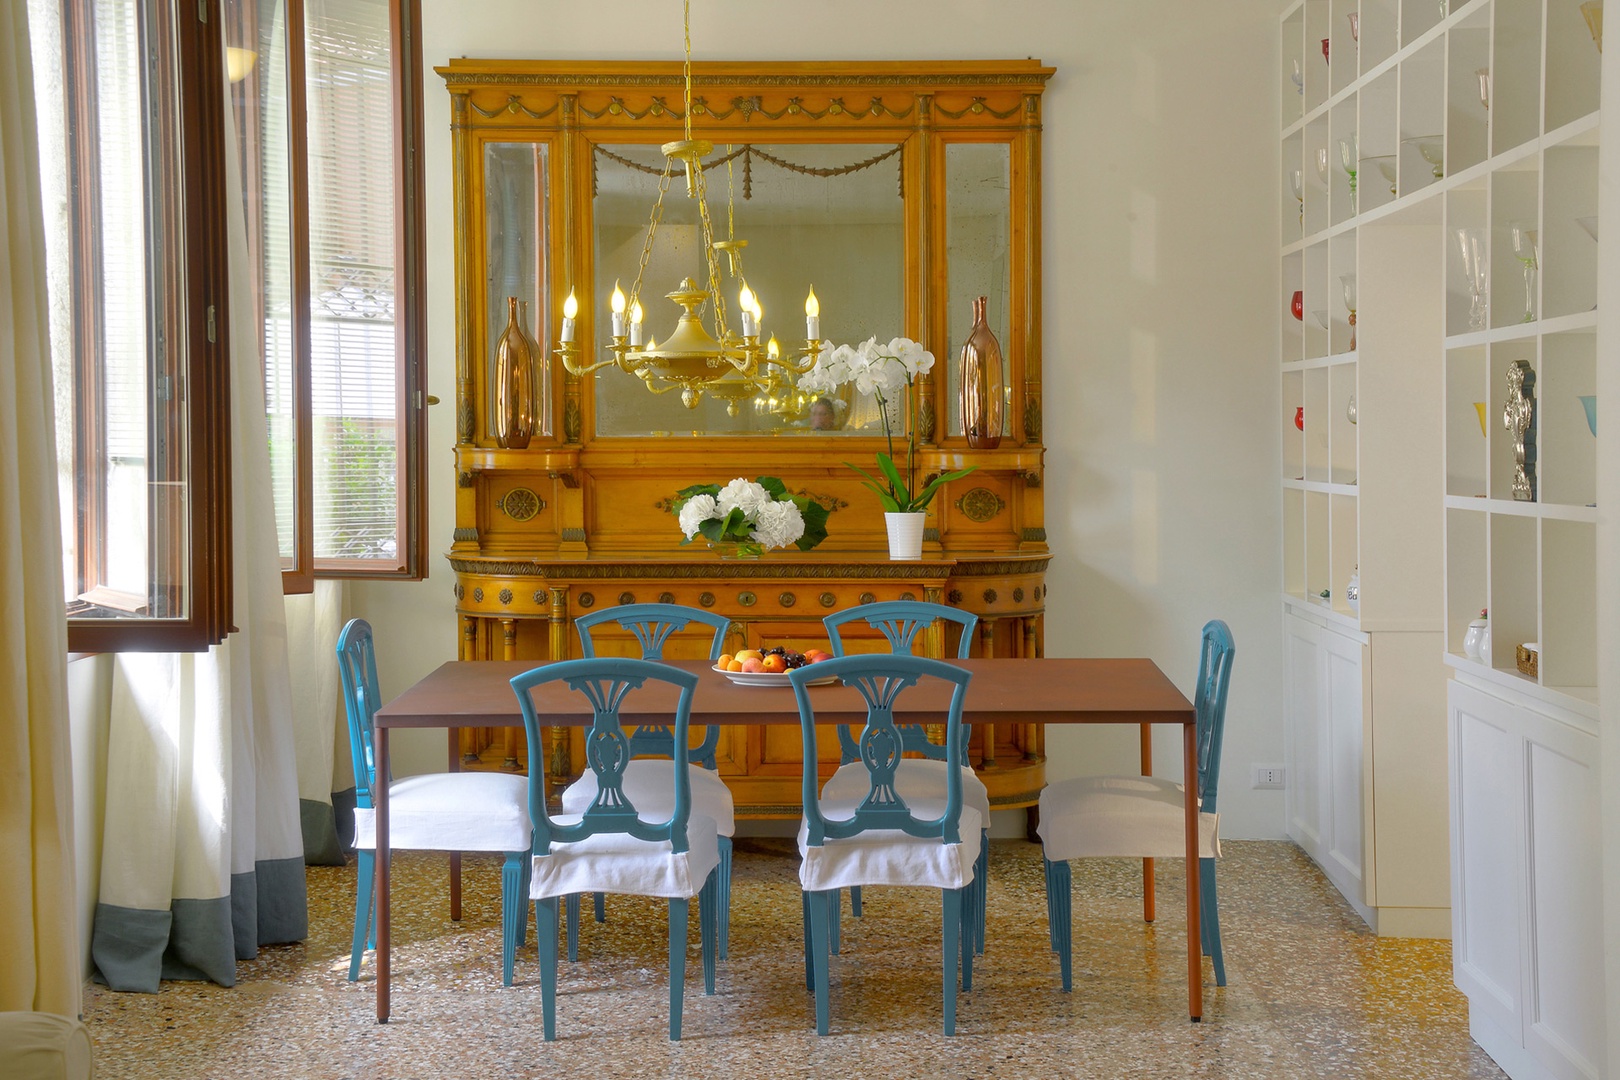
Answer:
[592,142,904,437]
[945,142,1012,440]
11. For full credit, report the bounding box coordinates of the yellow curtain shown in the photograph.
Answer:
[0,0,81,1018]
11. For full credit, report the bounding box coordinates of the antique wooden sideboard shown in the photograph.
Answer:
[438,58,1052,817]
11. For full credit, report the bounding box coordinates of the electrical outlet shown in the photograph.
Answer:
[1251,764,1286,790]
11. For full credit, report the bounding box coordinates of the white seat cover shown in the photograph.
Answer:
[561,760,735,836]
[530,812,721,901]
[798,792,982,893]
[1036,775,1220,862]
[352,771,530,852]
[819,758,990,823]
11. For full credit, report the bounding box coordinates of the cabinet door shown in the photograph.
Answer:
[1448,680,1527,1039]
[1284,613,1366,912]
[1449,678,1602,1080]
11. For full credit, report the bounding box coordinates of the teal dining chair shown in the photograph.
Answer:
[1038,619,1236,989]
[791,654,979,1035]
[559,603,737,958]
[512,657,721,1041]
[821,601,989,954]
[336,618,532,986]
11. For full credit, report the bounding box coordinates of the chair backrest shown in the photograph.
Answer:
[790,654,974,847]
[336,618,381,810]
[823,601,977,766]
[575,602,730,767]
[1193,619,1237,813]
[823,600,977,660]
[511,657,701,855]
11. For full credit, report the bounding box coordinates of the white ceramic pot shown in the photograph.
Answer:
[884,511,926,560]
[1463,618,1488,662]
[1345,568,1360,615]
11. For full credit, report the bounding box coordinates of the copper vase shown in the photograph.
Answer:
[494,296,536,449]
[960,295,1004,449]
[518,299,545,436]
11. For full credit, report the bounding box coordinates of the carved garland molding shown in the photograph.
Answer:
[446,556,1049,579]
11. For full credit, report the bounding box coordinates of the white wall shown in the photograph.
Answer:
[350,0,1288,838]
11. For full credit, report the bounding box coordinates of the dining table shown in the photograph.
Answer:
[369,655,1204,1024]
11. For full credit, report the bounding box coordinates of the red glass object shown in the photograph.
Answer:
[1321,37,1330,63]
[1294,406,1305,431]
[1290,290,1304,321]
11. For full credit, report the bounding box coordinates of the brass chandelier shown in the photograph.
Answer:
[552,0,823,409]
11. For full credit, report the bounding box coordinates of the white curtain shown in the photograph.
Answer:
[89,68,307,992]
[0,0,80,1018]
[286,579,346,864]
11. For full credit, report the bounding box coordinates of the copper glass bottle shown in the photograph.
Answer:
[494,296,536,449]
[959,295,1004,449]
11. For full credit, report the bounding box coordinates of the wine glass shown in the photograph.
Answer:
[1455,227,1488,331]
[1339,134,1358,212]
[1292,59,1305,95]
[1291,169,1304,229]
[1348,13,1360,43]
[1340,274,1358,350]
[1366,155,1397,196]
[1403,135,1444,179]
[1316,145,1332,192]
[1510,223,1538,323]
[1476,68,1492,111]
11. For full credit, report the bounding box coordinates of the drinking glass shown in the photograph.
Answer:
[1405,136,1444,179]
[1292,59,1305,95]
[1348,13,1359,42]
[1291,169,1304,229]
[1455,227,1488,331]
[1476,68,1491,111]
[1339,134,1358,212]
[1510,223,1538,323]
[1340,274,1358,350]
[1366,155,1397,196]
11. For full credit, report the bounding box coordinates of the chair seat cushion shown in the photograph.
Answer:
[560,760,735,836]
[352,772,531,853]
[798,797,983,893]
[0,1013,93,1080]
[530,813,721,901]
[1036,775,1219,862]
[820,759,990,822]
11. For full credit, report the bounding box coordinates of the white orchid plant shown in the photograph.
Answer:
[798,335,974,513]
[673,477,830,557]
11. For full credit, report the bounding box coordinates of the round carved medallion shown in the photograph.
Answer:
[618,592,636,606]
[1013,587,1024,603]
[779,592,796,608]
[899,592,916,602]
[659,592,676,605]
[858,592,876,606]
[698,592,716,608]
[498,588,513,605]
[532,591,546,606]
[472,587,484,603]
[982,588,998,604]
[497,487,544,521]
[818,592,837,608]
[947,589,963,605]
[578,592,595,608]
[956,487,1006,523]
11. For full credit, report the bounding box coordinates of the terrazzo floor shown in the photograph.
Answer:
[81,840,1507,1079]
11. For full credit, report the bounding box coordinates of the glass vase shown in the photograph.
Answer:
[959,295,1005,449]
[707,539,765,560]
[494,296,536,449]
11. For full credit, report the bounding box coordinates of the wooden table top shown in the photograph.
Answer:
[374,656,1194,729]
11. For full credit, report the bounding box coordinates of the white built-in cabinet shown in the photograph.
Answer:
[1449,678,1602,1080]
[1281,0,1605,1076]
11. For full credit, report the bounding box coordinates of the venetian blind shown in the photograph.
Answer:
[304,0,400,564]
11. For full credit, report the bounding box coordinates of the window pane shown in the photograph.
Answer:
[306,0,402,565]
[33,0,194,621]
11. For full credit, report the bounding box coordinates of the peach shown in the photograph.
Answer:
[726,659,744,672]
[717,653,734,669]
[740,657,764,673]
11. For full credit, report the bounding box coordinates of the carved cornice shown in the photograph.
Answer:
[446,555,1048,579]
[442,71,1052,92]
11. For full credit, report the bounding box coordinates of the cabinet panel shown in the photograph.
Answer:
[1323,632,1365,884]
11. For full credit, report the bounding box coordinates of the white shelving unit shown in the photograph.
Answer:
[1283,2,1605,1078]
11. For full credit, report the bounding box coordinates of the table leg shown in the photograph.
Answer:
[1140,722,1155,924]
[1183,721,1202,1022]
[376,723,391,1023]
[449,728,462,922]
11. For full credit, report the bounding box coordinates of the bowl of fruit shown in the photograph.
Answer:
[713,646,838,687]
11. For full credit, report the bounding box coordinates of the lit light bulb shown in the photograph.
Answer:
[560,288,578,342]
[610,280,626,337]
[805,286,820,339]
[629,300,644,347]
[767,334,780,360]
[738,283,757,337]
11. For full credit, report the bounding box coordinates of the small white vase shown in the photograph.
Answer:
[885,511,926,560]
[1463,618,1488,662]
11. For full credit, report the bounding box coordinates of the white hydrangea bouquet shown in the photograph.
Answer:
[673,476,830,558]
[798,336,974,512]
